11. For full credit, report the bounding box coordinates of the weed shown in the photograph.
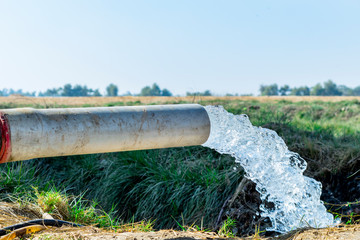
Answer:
[346,213,355,225]
[34,187,70,219]
[116,218,155,232]
[218,217,236,238]
[252,224,266,239]
[68,193,121,229]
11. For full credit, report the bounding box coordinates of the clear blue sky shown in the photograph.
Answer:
[1,0,359,96]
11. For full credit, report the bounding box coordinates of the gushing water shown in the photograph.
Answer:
[202,106,334,233]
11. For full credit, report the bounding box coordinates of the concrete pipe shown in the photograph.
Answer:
[0,104,210,163]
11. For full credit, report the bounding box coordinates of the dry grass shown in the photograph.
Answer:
[276,224,360,240]
[0,202,226,240]
[1,96,360,108]
[0,202,41,227]
[1,202,360,239]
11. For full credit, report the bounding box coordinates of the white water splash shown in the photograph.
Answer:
[202,105,334,233]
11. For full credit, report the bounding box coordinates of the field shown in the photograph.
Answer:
[1,95,360,108]
[0,96,359,239]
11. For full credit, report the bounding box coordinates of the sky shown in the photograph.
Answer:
[0,0,360,96]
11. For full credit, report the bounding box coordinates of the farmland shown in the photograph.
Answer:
[0,96,359,239]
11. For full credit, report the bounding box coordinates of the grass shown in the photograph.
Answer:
[218,217,236,238]
[34,187,70,219]
[8,186,154,232]
[0,97,359,236]
[0,148,241,229]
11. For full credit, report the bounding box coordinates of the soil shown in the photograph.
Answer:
[1,202,360,240]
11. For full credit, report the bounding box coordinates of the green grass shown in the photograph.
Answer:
[218,217,237,238]
[12,186,152,231]
[0,98,359,234]
[0,148,241,229]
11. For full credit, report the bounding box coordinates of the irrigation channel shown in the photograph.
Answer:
[0,104,339,234]
[202,105,335,233]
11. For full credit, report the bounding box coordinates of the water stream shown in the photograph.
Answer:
[202,105,334,233]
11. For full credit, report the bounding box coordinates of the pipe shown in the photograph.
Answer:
[0,104,210,163]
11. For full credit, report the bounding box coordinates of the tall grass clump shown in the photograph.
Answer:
[0,161,43,200]
[26,147,241,229]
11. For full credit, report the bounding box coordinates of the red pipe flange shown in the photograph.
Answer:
[0,113,11,163]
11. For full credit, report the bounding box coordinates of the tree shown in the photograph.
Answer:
[311,80,342,96]
[61,84,99,96]
[140,86,152,96]
[106,84,118,96]
[290,86,310,96]
[310,83,325,96]
[39,88,61,97]
[279,85,290,96]
[186,90,212,96]
[72,85,89,96]
[139,83,172,96]
[93,89,102,96]
[203,90,212,96]
[161,88,172,96]
[0,89,9,96]
[353,86,360,96]
[338,85,353,96]
[259,84,278,96]
[323,80,342,96]
[150,83,161,96]
[0,88,35,96]
[62,84,74,96]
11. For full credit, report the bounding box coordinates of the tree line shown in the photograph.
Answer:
[260,80,360,96]
[0,88,36,97]
[0,83,214,97]
[1,80,359,97]
[0,83,173,97]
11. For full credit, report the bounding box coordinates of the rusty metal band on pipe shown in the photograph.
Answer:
[0,104,210,163]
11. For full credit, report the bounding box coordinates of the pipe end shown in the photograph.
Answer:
[0,113,11,163]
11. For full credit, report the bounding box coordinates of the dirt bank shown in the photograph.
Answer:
[1,202,360,240]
